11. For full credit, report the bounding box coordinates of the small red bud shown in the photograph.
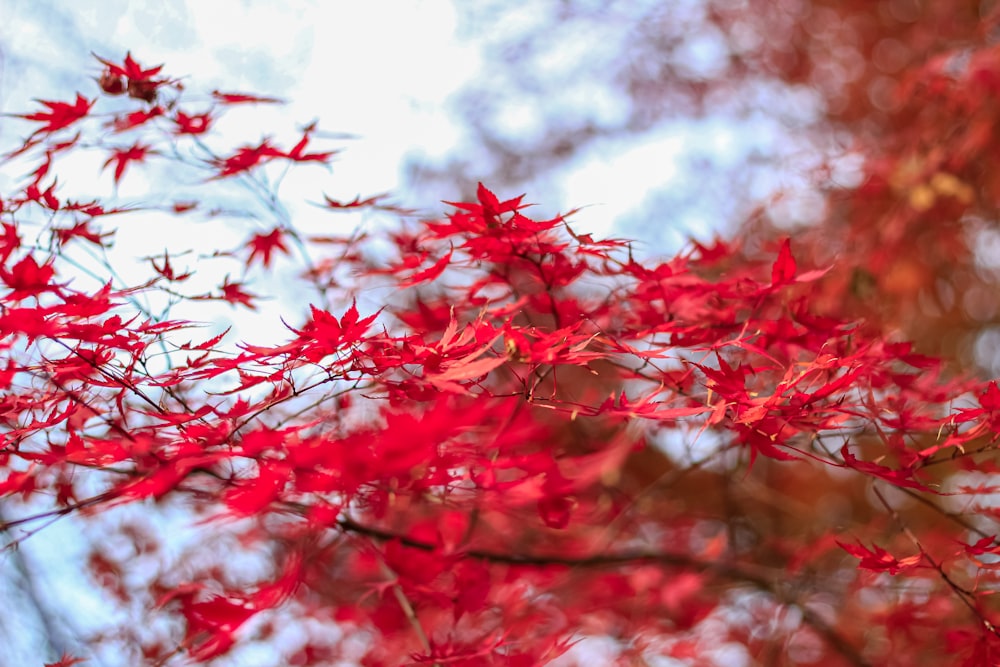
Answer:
[98,70,125,95]
[127,79,158,103]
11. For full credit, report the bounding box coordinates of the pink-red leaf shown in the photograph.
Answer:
[771,238,797,286]
[837,540,922,575]
[103,143,151,184]
[211,90,283,105]
[16,94,93,134]
[246,228,290,268]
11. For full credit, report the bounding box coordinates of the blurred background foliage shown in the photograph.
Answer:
[406,0,1000,375]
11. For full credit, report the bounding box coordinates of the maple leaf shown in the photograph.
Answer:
[321,193,389,209]
[189,277,261,310]
[296,301,379,356]
[980,381,1000,411]
[211,140,283,177]
[218,278,259,310]
[15,93,93,135]
[427,351,507,389]
[964,536,1000,557]
[771,238,797,286]
[400,249,453,287]
[44,653,86,667]
[690,235,734,263]
[211,90,284,104]
[0,466,36,497]
[837,540,923,575]
[1,255,56,299]
[0,305,49,341]
[282,129,336,163]
[66,433,128,466]
[246,228,291,268]
[53,220,113,247]
[62,199,131,217]
[840,446,929,490]
[112,106,164,132]
[95,51,164,82]
[149,251,192,282]
[103,143,151,184]
[173,110,212,135]
[0,223,20,264]
[172,201,198,213]
[225,461,290,515]
[23,181,60,210]
[95,52,168,103]
[445,182,527,229]
[597,391,712,422]
[182,595,258,660]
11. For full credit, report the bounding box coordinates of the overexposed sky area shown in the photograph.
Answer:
[1,0,477,200]
[0,0,498,350]
[0,0,784,242]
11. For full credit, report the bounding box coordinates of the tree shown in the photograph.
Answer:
[2,49,1000,667]
[416,0,1000,369]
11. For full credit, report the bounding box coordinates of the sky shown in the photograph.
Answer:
[1,0,477,199]
[0,0,780,243]
[0,0,492,350]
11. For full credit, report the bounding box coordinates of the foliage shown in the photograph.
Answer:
[2,46,1000,667]
[427,1,1000,369]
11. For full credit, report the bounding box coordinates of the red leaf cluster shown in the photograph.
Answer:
[1,48,999,667]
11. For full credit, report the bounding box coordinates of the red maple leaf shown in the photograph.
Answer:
[771,238,797,286]
[246,228,291,268]
[149,251,192,282]
[211,140,283,177]
[103,143,152,184]
[840,446,929,490]
[445,182,526,228]
[94,52,168,102]
[15,93,93,135]
[112,106,164,132]
[172,201,198,213]
[211,90,284,105]
[1,255,56,298]
[282,129,336,163]
[44,653,86,667]
[182,595,257,660]
[837,540,923,575]
[53,220,113,247]
[188,278,261,311]
[219,278,259,310]
[0,466,36,497]
[225,461,290,515]
[24,181,60,210]
[173,110,212,135]
[0,223,20,263]
[296,301,378,356]
[979,381,1000,411]
[321,193,388,209]
[95,51,164,82]
[400,249,453,287]
[284,123,337,164]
